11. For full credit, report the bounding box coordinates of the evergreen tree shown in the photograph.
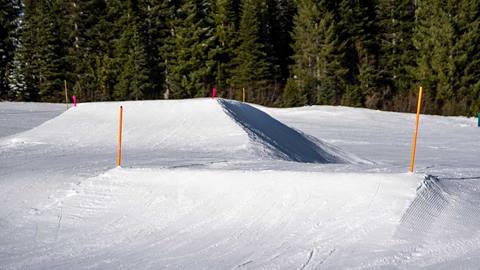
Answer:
[111,0,152,100]
[286,0,348,106]
[14,0,66,102]
[232,0,274,103]
[114,23,152,100]
[265,0,296,84]
[451,0,480,115]
[376,0,416,111]
[212,0,241,97]
[0,0,20,100]
[39,0,69,102]
[167,0,216,98]
[137,0,175,99]
[157,0,183,99]
[12,0,38,101]
[413,0,470,114]
[2,0,478,116]
[338,0,379,108]
[62,0,115,101]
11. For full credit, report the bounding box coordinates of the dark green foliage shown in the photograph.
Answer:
[164,0,217,98]
[289,0,348,106]
[114,23,152,100]
[212,0,241,97]
[413,0,480,115]
[67,0,115,101]
[376,0,416,111]
[337,0,379,108]
[5,0,480,116]
[283,76,307,107]
[232,0,272,98]
[13,0,66,102]
[0,0,20,100]
[113,0,152,100]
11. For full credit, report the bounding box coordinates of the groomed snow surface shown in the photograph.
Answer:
[0,99,479,269]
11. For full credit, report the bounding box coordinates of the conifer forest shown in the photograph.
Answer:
[1,0,479,116]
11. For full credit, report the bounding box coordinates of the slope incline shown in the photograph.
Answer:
[2,98,363,165]
[218,99,367,164]
[0,168,422,269]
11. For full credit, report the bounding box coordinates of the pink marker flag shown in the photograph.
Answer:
[212,87,217,99]
[73,95,77,107]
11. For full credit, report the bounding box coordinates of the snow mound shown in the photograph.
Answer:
[3,98,364,164]
[218,99,365,163]
[397,175,480,241]
[0,168,421,269]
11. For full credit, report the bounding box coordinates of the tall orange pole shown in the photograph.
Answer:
[410,87,423,172]
[117,106,123,167]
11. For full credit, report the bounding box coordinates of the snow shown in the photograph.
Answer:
[0,102,64,138]
[1,99,479,269]
[266,105,480,176]
[218,99,367,164]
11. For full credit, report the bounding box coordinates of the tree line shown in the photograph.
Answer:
[1,0,479,116]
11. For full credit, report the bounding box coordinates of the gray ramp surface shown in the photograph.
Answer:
[218,99,353,164]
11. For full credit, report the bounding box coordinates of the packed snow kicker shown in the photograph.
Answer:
[0,99,479,269]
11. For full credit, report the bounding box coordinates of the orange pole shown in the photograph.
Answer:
[410,87,423,172]
[117,106,123,167]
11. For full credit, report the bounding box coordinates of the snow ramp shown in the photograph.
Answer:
[218,99,362,163]
[397,175,480,241]
[4,98,362,164]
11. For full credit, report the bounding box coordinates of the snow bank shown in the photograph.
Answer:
[219,99,367,164]
[3,98,364,164]
[4,99,248,152]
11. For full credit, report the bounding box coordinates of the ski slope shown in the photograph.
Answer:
[1,99,479,269]
[0,102,64,138]
[2,99,362,164]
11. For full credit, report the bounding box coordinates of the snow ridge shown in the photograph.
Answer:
[397,174,480,242]
[218,99,365,164]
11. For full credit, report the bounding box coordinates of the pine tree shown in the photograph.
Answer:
[286,0,348,106]
[137,0,174,99]
[414,0,457,114]
[0,0,20,100]
[232,0,274,103]
[265,0,296,84]
[167,0,216,98]
[37,1,68,102]
[338,0,379,108]
[285,0,319,106]
[113,0,152,100]
[115,24,152,100]
[451,0,480,115]
[157,0,183,99]
[12,0,38,101]
[212,0,241,97]
[376,0,416,111]
[58,0,115,101]
[14,0,66,102]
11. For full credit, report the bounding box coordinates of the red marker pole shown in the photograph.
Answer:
[73,95,77,107]
[212,87,217,99]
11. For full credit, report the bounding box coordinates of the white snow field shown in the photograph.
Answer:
[0,102,64,138]
[0,99,479,269]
